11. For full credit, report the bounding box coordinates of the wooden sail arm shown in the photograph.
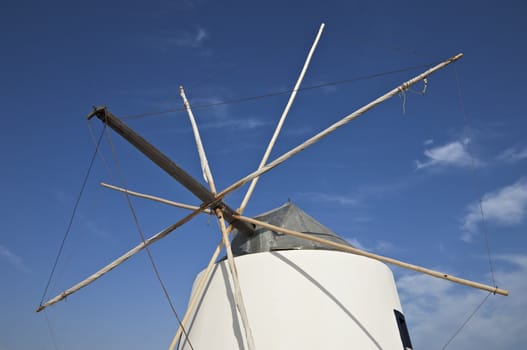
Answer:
[100,182,213,214]
[215,53,465,201]
[36,203,212,313]
[233,214,509,297]
[215,209,256,350]
[180,86,217,194]
[239,23,325,212]
[87,107,253,236]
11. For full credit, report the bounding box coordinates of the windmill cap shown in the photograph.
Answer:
[231,201,354,256]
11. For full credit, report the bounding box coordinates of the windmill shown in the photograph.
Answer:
[36,24,508,349]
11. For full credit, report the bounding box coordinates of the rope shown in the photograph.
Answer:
[88,122,114,178]
[440,292,491,349]
[103,126,195,350]
[454,66,497,286]
[44,310,60,350]
[399,89,407,114]
[399,77,429,114]
[122,62,438,121]
[39,125,106,306]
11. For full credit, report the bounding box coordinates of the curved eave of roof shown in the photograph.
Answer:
[231,201,354,257]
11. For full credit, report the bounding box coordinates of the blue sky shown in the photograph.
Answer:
[1,0,526,349]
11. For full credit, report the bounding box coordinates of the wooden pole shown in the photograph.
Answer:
[100,182,212,214]
[36,205,207,313]
[169,23,326,346]
[239,23,325,212]
[180,86,217,194]
[215,54,464,202]
[233,214,508,296]
[88,107,253,236]
[216,209,255,350]
[178,85,256,348]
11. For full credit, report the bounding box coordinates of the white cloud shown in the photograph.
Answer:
[76,212,113,240]
[374,240,400,253]
[344,237,369,250]
[201,116,269,130]
[423,139,434,146]
[397,255,527,349]
[84,219,112,239]
[182,96,271,130]
[351,216,373,223]
[309,80,338,94]
[180,0,200,9]
[169,27,208,48]
[497,145,527,163]
[0,244,29,273]
[415,140,476,170]
[299,192,360,206]
[344,237,400,254]
[461,178,527,241]
[283,125,313,137]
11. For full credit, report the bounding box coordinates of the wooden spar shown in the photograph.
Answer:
[233,215,509,296]
[214,53,464,202]
[180,84,255,348]
[39,101,225,313]
[216,209,255,350]
[36,205,208,313]
[238,22,325,212]
[180,81,255,345]
[87,107,253,236]
[180,86,217,194]
[100,182,213,214]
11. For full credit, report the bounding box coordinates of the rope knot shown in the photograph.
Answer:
[398,82,411,93]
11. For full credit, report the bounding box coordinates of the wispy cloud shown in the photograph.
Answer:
[184,96,272,131]
[461,178,527,241]
[299,192,360,206]
[344,237,400,254]
[351,216,373,223]
[166,27,208,48]
[397,255,527,349]
[282,125,314,137]
[497,145,527,163]
[298,177,414,210]
[177,0,202,10]
[423,139,434,146]
[374,240,401,254]
[309,80,338,94]
[356,177,413,199]
[415,140,477,170]
[200,116,270,130]
[50,197,113,240]
[345,237,368,250]
[82,217,113,240]
[0,244,30,273]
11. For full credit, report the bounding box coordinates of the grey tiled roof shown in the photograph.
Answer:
[231,201,354,256]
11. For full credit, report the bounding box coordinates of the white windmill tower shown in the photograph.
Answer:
[176,201,413,350]
[37,23,508,350]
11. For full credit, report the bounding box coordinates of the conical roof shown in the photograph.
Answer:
[231,201,354,256]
